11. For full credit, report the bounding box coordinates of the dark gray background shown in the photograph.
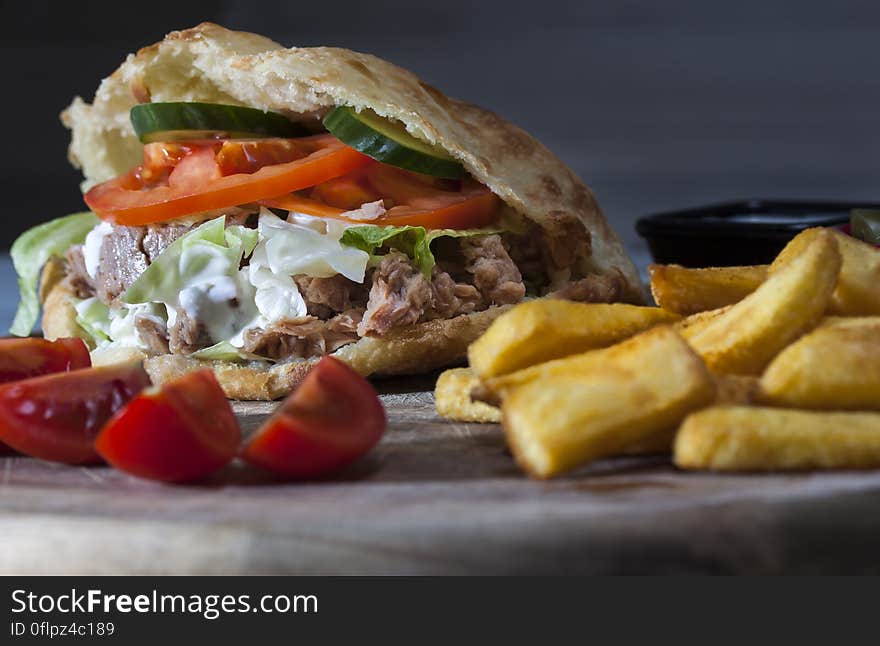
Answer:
[3,0,878,254]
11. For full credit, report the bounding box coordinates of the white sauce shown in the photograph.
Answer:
[82,222,113,278]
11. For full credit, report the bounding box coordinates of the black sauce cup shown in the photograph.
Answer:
[635,199,880,267]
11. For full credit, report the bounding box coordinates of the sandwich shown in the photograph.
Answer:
[11,23,641,400]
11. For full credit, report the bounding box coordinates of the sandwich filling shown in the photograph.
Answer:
[12,103,626,361]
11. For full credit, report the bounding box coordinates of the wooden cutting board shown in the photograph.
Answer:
[2,374,880,575]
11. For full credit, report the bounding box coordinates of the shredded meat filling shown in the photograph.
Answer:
[64,245,95,299]
[461,235,525,306]
[242,309,363,360]
[547,270,625,304]
[168,310,212,355]
[62,216,625,360]
[357,251,494,337]
[293,275,369,318]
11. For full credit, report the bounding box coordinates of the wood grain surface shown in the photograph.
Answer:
[2,375,880,575]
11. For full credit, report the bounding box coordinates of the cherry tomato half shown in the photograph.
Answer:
[96,370,240,483]
[0,362,151,464]
[0,337,90,383]
[241,357,386,478]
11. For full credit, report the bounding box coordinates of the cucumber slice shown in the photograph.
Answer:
[130,102,306,143]
[323,106,466,178]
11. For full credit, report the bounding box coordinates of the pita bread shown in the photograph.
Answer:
[50,23,642,399]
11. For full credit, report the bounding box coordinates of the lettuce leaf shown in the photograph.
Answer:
[10,211,99,336]
[73,297,111,345]
[190,340,266,362]
[339,225,502,277]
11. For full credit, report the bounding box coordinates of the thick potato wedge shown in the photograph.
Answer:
[675,406,880,471]
[481,321,754,405]
[757,317,880,409]
[502,326,715,478]
[713,374,758,405]
[772,227,880,316]
[479,322,679,400]
[649,264,767,315]
[686,228,841,374]
[434,366,673,455]
[468,301,679,380]
[828,231,880,315]
[675,305,732,340]
[434,368,502,423]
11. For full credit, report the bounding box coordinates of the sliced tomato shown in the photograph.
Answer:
[96,370,240,482]
[310,172,381,210]
[85,135,371,226]
[241,357,386,479]
[261,164,499,229]
[215,138,312,175]
[364,164,499,228]
[0,363,151,465]
[0,337,90,384]
[260,193,349,218]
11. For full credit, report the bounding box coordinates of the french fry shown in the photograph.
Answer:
[468,301,679,380]
[828,231,880,315]
[481,324,754,407]
[502,326,715,478]
[713,374,757,405]
[757,317,880,409]
[771,227,880,316]
[686,228,841,374]
[675,305,732,340]
[435,363,677,456]
[674,406,880,471]
[649,264,767,315]
[433,367,676,455]
[434,368,502,423]
[479,323,678,400]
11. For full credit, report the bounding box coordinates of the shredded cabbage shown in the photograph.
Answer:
[121,216,260,344]
[247,209,370,323]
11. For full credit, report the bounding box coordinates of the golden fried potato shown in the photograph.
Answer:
[649,264,767,315]
[828,231,880,315]
[433,364,673,455]
[434,368,502,423]
[468,301,679,380]
[675,305,733,340]
[771,228,880,316]
[713,374,758,405]
[674,406,880,471]
[686,228,841,374]
[482,322,755,406]
[502,326,715,478]
[757,317,880,409]
[478,322,674,400]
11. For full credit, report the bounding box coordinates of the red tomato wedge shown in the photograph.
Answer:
[96,370,240,483]
[0,363,151,465]
[0,337,91,455]
[0,337,90,384]
[85,135,371,226]
[261,163,500,229]
[241,357,386,479]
